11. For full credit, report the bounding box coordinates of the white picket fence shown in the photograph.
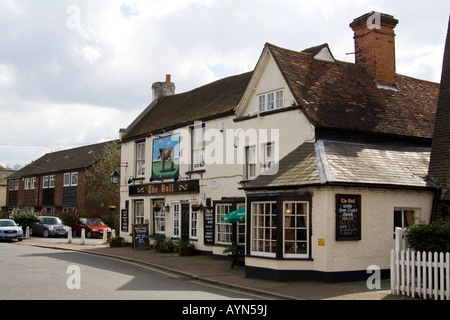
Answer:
[390,228,450,300]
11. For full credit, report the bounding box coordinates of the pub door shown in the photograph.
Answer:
[181,204,190,241]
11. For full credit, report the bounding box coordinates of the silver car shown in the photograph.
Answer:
[31,216,69,238]
[0,219,23,241]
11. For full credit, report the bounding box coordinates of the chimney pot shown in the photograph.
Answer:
[166,74,171,82]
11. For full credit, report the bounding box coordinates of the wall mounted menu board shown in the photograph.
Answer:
[121,209,129,232]
[204,208,214,245]
[132,224,150,250]
[336,194,361,240]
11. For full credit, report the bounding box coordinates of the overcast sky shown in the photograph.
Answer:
[1,0,449,168]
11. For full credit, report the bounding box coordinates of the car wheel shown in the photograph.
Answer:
[42,229,49,238]
[72,229,77,236]
[86,231,92,238]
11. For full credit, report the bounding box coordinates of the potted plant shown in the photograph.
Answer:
[107,236,124,247]
[152,204,161,212]
[176,239,195,256]
[223,244,244,269]
[191,204,200,212]
[151,234,166,252]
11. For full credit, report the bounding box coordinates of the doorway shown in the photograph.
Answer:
[181,204,190,241]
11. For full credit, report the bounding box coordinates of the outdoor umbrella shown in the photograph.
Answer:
[221,207,245,223]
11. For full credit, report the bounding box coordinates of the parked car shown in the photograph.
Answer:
[72,218,111,238]
[0,219,23,242]
[31,216,69,238]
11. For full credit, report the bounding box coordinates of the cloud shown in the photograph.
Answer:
[0,0,449,167]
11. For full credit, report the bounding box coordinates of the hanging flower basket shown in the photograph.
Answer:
[152,204,161,212]
[191,204,200,211]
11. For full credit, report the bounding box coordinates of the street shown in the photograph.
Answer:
[0,241,270,300]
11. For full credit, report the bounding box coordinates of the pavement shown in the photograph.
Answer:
[17,237,415,300]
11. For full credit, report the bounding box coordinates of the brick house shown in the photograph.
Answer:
[7,141,118,217]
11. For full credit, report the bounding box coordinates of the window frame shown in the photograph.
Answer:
[153,200,165,234]
[192,124,205,171]
[283,201,309,259]
[263,142,275,172]
[134,200,145,225]
[135,141,146,178]
[257,89,284,113]
[250,201,277,258]
[64,172,78,187]
[173,203,180,238]
[215,203,233,245]
[246,145,256,180]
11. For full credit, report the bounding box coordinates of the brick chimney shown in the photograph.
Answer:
[350,12,398,87]
[427,17,450,221]
[152,74,175,101]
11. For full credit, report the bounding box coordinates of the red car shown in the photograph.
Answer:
[72,218,112,238]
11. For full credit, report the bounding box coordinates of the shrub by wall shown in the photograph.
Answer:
[404,221,450,253]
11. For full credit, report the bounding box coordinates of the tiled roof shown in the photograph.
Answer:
[8,141,117,179]
[122,71,253,141]
[267,43,439,139]
[244,139,431,190]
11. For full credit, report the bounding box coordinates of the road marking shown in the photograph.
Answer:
[190,280,274,300]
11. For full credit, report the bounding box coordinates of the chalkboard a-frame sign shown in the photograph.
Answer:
[336,194,361,241]
[132,224,150,250]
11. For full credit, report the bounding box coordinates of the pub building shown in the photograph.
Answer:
[118,12,442,281]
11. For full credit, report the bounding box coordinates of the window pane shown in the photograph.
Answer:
[71,173,78,186]
[283,201,309,258]
[258,95,265,112]
[267,92,274,110]
[251,201,277,257]
[275,90,283,108]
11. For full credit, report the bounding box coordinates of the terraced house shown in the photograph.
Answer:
[118,12,441,281]
[7,141,117,217]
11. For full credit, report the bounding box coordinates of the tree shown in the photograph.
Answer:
[84,141,120,230]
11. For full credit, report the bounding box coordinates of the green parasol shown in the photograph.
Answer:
[221,207,245,223]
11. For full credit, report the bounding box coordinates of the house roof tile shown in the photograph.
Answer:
[122,71,253,141]
[266,43,439,139]
[8,141,117,179]
[244,139,430,190]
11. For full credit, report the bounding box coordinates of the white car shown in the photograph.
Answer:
[0,219,23,242]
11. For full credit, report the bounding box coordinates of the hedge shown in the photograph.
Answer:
[404,221,450,253]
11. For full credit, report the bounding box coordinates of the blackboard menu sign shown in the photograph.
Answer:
[336,194,361,241]
[204,208,214,245]
[132,224,150,250]
[121,209,129,232]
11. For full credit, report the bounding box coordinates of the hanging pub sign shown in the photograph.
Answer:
[335,194,361,241]
[129,180,199,196]
[151,134,180,181]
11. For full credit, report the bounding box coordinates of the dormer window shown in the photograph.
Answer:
[258,89,284,112]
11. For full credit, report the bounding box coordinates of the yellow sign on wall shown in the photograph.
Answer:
[318,238,325,246]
